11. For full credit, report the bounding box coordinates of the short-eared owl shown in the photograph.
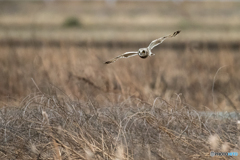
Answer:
[105,30,181,64]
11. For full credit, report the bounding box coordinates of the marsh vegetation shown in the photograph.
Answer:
[0,1,239,159]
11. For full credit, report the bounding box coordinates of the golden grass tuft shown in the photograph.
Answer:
[208,134,219,150]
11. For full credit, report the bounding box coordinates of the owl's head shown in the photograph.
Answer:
[138,48,148,59]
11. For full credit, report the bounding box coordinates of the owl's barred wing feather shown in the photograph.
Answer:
[105,51,138,64]
[148,30,181,50]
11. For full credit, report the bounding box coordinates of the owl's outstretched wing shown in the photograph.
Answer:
[105,51,138,64]
[148,30,181,50]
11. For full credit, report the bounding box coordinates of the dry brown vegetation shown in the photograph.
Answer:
[1,43,240,110]
[0,92,238,159]
[0,1,240,159]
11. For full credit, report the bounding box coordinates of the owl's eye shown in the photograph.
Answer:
[142,50,145,53]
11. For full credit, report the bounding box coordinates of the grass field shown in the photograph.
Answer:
[0,1,240,159]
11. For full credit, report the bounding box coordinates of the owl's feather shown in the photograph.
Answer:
[105,51,138,64]
[148,30,181,50]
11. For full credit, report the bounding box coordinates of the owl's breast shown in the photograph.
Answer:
[139,54,148,59]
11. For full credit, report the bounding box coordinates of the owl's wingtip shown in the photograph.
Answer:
[173,30,181,37]
[104,61,112,64]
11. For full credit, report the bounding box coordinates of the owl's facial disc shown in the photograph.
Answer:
[138,48,148,59]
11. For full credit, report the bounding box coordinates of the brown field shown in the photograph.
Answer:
[0,1,239,159]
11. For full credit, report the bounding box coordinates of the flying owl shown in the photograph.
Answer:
[105,30,181,64]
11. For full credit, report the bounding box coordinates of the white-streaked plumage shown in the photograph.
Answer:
[105,30,181,64]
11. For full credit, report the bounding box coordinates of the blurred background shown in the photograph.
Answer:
[0,0,240,110]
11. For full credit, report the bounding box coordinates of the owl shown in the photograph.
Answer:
[105,30,181,64]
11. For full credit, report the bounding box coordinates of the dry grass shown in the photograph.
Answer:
[0,92,238,159]
[0,1,240,159]
[0,43,240,110]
